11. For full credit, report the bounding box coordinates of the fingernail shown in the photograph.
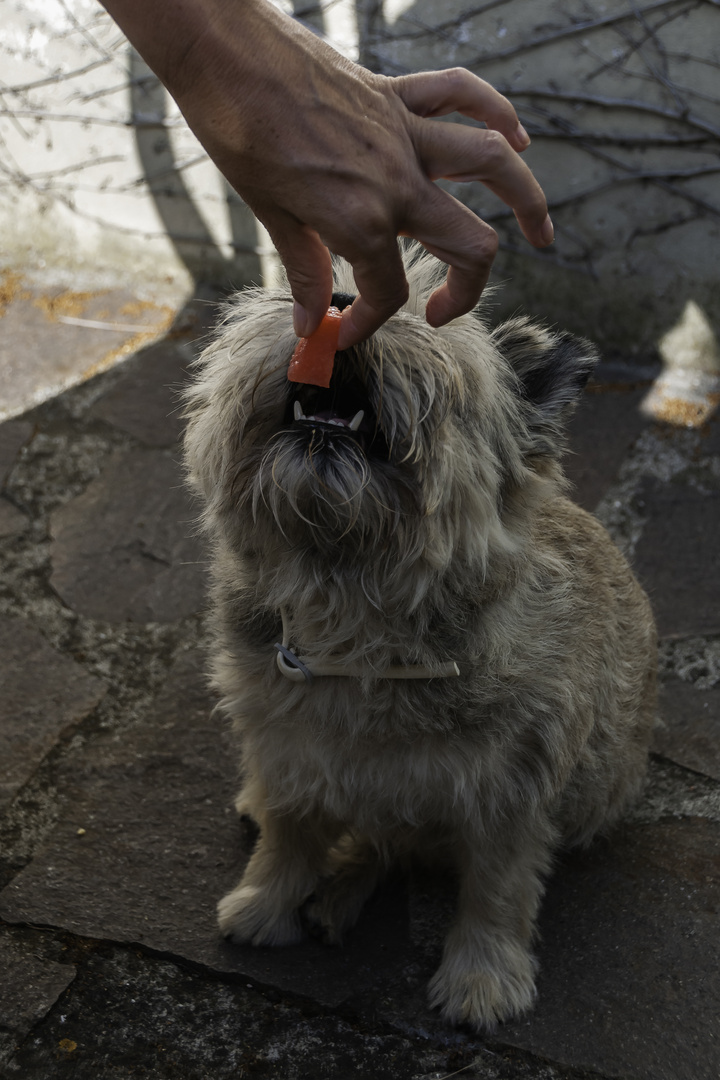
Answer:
[540,215,554,245]
[515,122,531,148]
[293,301,310,338]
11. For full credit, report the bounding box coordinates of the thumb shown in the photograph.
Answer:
[264,215,334,337]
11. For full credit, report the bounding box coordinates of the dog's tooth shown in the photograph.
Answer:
[349,409,364,432]
[293,401,304,422]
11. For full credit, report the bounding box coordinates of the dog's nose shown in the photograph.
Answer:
[331,292,356,312]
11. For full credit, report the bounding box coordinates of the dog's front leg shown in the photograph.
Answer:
[218,809,337,946]
[427,823,554,1030]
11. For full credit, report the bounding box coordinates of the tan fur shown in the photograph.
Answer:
[183,249,656,1030]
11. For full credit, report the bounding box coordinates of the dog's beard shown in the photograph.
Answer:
[251,423,420,554]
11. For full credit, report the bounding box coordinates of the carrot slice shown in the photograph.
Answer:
[288,306,343,388]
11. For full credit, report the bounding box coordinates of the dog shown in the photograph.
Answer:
[183,250,657,1030]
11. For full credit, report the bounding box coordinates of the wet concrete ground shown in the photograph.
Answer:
[0,296,718,1080]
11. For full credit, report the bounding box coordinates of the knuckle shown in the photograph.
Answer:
[442,67,474,96]
[359,261,409,316]
[361,223,397,258]
[461,228,499,270]
[478,127,510,166]
[378,278,410,314]
[336,208,395,261]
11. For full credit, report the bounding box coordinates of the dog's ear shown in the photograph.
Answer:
[491,316,599,456]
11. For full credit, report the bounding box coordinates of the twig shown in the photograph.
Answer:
[612,5,690,114]
[291,0,347,18]
[372,0,514,49]
[70,74,157,105]
[479,166,719,221]
[584,0,698,83]
[601,64,720,109]
[433,1050,496,1080]
[627,212,700,242]
[521,111,711,144]
[0,109,184,128]
[0,59,112,95]
[55,0,126,74]
[12,155,126,182]
[490,86,720,139]
[378,0,692,53]
[496,237,597,276]
[57,316,163,333]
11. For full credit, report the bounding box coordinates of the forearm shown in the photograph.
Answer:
[100,0,341,113]
[101,0,365,195]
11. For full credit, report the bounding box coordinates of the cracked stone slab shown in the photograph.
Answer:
[88,338,194,448]
[499,818,720,1080]
[0,419,33,485]
[564,383,648,512]
[633,475,720,638]
[0,650,410,1008]
[378,816,720,1080]
[0,616,107,814]
[0,283,178,424]
[49,447,206,623]
[0,420,38,534]
[87,298,219,449]
[0,933,75,1065]
[3,948,584,1080]
[0,495,27,536]
[655,678,720,780]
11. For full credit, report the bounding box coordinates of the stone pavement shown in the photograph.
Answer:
[0,269,187,425]
[0,302,719,1080]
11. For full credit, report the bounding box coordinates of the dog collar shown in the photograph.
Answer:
[273,608,460,684]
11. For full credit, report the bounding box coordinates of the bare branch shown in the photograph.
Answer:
[54,0,126,74]
[583,1,698,83]
[0,109,184,128]
[377,0,695,54]
[0,59,113,95]
[12,155,126,183]
[492,86,720,138]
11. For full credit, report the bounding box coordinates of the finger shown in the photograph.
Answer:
[335,240,410,349]
[263,214,334,337]
[393,67,530,152]
[413,121,552,249]
[404,183,501,327]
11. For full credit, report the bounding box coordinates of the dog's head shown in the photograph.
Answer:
[184,251,598,582]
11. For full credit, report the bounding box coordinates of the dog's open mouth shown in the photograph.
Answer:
[292,400,364,432]
[285,367,390,457]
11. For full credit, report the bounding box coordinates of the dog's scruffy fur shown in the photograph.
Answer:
[183,250,656,1030]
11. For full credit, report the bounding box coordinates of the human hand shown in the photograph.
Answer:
[102,0,552,348]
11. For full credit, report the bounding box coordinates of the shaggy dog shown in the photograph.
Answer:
[183,251,656,1030]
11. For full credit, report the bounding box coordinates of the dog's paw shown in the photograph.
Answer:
[217,884,303,946]
[427,947,537,1031]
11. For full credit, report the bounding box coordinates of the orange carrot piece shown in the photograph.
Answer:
[288,306,343,388]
